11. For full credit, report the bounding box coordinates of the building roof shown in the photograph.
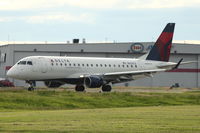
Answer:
[1,40,200,46]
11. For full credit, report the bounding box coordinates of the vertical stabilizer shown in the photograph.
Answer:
[146,23,175,62]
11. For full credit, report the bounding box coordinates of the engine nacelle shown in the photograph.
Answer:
[44,81,63,88]
[85,76,104,88]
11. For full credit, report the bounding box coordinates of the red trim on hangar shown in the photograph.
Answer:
[167,69,200,73]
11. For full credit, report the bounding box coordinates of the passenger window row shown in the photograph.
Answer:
[51,62,137,68]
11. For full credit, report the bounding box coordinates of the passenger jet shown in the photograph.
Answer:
[6,23,193,91]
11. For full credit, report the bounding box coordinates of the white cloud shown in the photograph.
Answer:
[26,13,95,24]
[0,16,17,22]
[66,0,200,9]
[128,0,200,9]
[0,0,200,11]
[64,0,121,9]
[0,0,118,10]
[0,12,95,24]
[0,0,59,10]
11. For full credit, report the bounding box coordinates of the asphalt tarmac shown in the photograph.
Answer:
[66,87,199,93]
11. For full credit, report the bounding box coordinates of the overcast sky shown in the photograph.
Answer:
[0,0,200,43]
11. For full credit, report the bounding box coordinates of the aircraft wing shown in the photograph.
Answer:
[103,69,166,83]
[158,60,197,70]
[103,69,166,76]
[80,69,166,84]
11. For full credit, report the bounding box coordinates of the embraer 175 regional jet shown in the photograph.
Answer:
[6,23,193,91]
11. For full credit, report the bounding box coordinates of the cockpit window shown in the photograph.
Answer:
[18,61,26,65]
[17,61,33,65]
[27,61,33,65]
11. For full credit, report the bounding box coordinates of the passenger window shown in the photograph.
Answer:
[135,65,137,68]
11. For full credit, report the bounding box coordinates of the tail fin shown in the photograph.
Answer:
[146,23,175,62]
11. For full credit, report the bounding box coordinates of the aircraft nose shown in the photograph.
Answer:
[6,67,16,78]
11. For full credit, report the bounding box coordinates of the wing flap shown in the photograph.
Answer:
[103,69,166,77]
[79,69,166,79]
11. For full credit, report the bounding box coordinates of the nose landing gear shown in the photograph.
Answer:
[26,80,36,91]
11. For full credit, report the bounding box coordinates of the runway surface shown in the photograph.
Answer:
[65,87,199,93]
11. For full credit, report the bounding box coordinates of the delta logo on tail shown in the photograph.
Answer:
[146,23,175,62]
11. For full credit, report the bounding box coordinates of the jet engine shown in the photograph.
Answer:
[85,76,104,88]
[44,81,63,88]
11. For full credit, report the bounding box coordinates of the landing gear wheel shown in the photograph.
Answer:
[28,87,34,91]
[75,85,85,92]
[102,84,112,92]
[26,80,35,91]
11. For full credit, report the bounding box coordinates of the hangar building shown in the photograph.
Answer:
[0,41,199,88]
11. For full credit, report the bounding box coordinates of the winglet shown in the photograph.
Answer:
[172,58,183,70]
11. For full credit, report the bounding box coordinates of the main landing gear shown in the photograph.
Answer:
[75,84,112,92]
[102,84,112,92]
[75,85,85,92]
[26,80,35,91]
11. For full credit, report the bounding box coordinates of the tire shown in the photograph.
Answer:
[75,85,85,92]
[102,84,112,92]
[28,87,34,91]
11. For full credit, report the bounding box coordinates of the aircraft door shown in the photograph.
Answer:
[38,57,48,73]
[31,59,37,72]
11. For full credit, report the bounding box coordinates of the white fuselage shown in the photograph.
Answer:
[7,56,174,81]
